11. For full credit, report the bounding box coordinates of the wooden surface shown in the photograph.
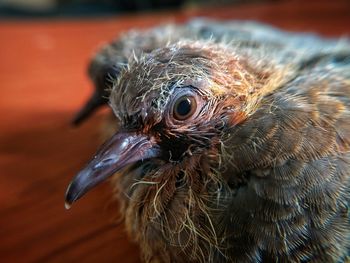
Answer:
[0,1,349,262]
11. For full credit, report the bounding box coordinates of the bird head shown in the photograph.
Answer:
[65,40,264,206]
[65,40,282,260]
[71,46,122,125]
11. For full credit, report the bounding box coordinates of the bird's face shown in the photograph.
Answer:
[65,41,259,259]
[66,41,253,206]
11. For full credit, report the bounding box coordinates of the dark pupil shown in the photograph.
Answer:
[176,98,192,116]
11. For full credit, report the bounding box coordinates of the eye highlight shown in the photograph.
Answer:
[173,95,197,120]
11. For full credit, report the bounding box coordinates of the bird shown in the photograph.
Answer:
[65,19,350,262]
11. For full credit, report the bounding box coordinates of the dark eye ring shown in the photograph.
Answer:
[173,95,197,120]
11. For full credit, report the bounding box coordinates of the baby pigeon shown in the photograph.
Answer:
[66,19,350,262]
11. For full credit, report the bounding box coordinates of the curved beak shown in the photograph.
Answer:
[65,132,159,208]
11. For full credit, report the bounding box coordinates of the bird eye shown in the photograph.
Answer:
[173,95,197,120]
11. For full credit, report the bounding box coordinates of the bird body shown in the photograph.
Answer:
[66,20,350,262]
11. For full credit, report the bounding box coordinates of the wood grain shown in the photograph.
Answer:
[0,1,349,262]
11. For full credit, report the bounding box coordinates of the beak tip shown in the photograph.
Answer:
[65,181,78,208]
[65,202,72,210]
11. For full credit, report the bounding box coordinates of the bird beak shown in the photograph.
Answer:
[65,132,159,208]
[71,90,109,125]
